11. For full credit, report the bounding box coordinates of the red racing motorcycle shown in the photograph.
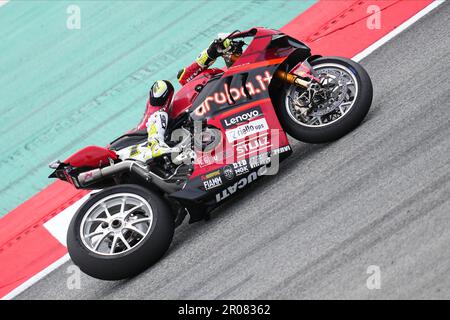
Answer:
[49,27,373,280]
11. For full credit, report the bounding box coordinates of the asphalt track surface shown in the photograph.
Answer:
[18,2,450,299]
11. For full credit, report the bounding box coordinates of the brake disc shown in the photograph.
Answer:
[309,70,348,117]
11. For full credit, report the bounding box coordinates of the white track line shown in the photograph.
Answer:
[2,0,445,300]
[0,1,10,8]
[44,193,92,246]
[352,0,445,62]
[1,254,71,300]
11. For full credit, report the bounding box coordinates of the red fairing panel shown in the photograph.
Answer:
[171,68,224,119]
[230,28,281,67]
[191,98,290,178]
[65,146,118,168]
[178,61,205,86]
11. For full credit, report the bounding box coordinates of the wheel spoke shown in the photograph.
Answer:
[118,233,131,249]
[130,217,151,225]
[307,117,316,125]
[308,116,322,125]
[88,217,108,224]
[125,225,146,237]
[94,231,111,250]
[123,203,144,219]
[119,197,127,215]
[85,230,104,239]
[100,202,112,218]
[110,235,119,254]
[339,101,352,114]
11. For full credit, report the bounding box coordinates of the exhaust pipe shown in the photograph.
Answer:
[78,160,183,193]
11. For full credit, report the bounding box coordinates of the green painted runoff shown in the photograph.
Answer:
[0,0,316,216]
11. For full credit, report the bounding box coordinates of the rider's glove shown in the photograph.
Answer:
[196,38,232,68]
[207,38,232,59]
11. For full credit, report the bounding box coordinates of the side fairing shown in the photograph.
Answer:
[169,63,293,221]
[189,64,280,120]
[168,29,312,220]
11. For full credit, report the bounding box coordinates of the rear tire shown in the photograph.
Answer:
[67,184,174,280]
[277,56,373,143]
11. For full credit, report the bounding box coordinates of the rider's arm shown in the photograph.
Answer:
[177,38,231,85]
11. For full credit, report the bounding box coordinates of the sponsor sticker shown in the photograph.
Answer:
[271,145,291,156]
[216,166,268,202]
[222,165,235,180]
[201,169,221,181]
[203,176,223,190]
[197,151,226,167]
[233,159,249,176]
[221,106,263,128]
[249,153,271,169]
[236,134,270,158]
[248,145,292,168]
[225,118,269,142]
[193,71,272,117]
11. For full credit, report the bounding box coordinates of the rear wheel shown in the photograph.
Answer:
[67,184,174,280]
[278,56,373,143]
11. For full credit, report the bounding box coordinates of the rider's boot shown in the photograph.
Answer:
[148,138,180,159]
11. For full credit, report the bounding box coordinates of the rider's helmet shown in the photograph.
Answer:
[149,80,174,108]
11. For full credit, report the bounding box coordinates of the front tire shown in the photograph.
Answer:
[278,56,373,143]
[67,184,174,280]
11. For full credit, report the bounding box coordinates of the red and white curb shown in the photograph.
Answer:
[0,0,444,300]
[1,194,92,300]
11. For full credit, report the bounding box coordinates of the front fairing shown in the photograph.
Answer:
[170,62,292,222]
[189,62,281,121]
[170,28,311,221]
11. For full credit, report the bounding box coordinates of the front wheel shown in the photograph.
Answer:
[67,184,174,280]
[278,56,373,143]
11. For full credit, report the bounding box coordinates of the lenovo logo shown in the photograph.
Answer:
[221,106,263,128]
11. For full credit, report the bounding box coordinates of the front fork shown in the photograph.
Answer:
[275,59,321,89]
[275,70,313,88]
[274,59,323,118]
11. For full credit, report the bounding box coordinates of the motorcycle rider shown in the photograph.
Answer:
[177,37,231,85]
[118,37,232,163]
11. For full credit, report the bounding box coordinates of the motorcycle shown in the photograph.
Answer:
[49,27,373,280]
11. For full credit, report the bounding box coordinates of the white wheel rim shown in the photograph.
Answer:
[79,193,153,256]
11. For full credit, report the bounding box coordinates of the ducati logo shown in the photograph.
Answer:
[216,166,267,202]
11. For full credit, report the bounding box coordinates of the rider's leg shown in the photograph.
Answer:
[116,110,179,162]
[147,110,179,158]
